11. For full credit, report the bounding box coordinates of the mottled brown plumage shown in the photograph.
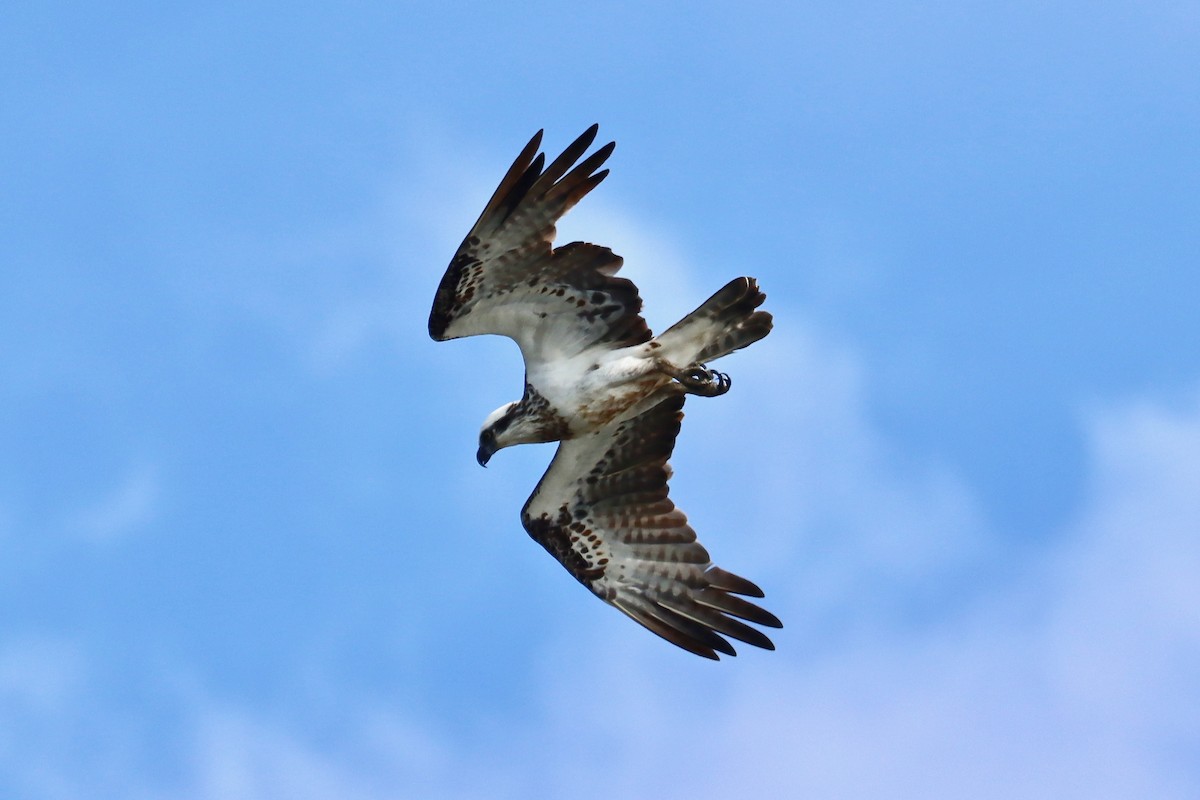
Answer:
[429,126,780,658]
[429,125,651,360]
[521,390,781,659]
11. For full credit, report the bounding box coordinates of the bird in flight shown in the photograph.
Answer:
[428,125,781,659]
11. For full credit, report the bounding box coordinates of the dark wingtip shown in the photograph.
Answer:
[758,609,784,629]
[579,122,600,146]
[706,566,765,597]
[592,140,617,166]
[582,123,614,155]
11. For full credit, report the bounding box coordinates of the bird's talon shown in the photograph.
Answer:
[673,364,732,397]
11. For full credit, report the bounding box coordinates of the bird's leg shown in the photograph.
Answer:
[668,362,732,397]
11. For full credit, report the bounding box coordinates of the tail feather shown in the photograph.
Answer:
[654,277,772,364]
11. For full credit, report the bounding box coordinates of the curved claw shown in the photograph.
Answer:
[674,363,732,397]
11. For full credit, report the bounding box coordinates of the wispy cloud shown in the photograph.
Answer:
[0,637,90,799]
[555,199,703,330]
[9,366,1193,800]
[175,125,719,379]
[67,463,160,544]
[1045,388,1200,750]
[0,637,84,716]
[502,383,1200,800]
[162,384,1200,800]
[6,125,1195,799]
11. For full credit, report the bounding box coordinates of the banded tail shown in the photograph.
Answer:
[654,277,773,364]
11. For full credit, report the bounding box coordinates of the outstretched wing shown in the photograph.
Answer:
[428,125,652,364]
[520,389,782,659]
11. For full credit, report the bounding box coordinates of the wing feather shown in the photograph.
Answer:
[520,390,782,659]
[611,595,724,660]
[428,126,651,363]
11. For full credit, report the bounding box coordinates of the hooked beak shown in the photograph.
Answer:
[476,442,496,468]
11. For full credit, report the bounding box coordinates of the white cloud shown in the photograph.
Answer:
[49,372,1182,800]
[187,117,1196,795]
[1045,390,1200,749]
[7,133,1194,800]
[555,199,703,330]
[497,383,1200,800]
[5,371,1197,800]
[0,637,91,800]
[0,637,84,717]
[67,463,160,544]
[193,125,725,377]
[185,705,383,800]
[666,320,993,634]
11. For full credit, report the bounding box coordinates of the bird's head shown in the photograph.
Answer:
[477,401,520,467]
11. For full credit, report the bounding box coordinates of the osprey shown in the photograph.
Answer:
[429,125,781,659]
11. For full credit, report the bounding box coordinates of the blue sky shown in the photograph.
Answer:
[3,1,1199,797]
